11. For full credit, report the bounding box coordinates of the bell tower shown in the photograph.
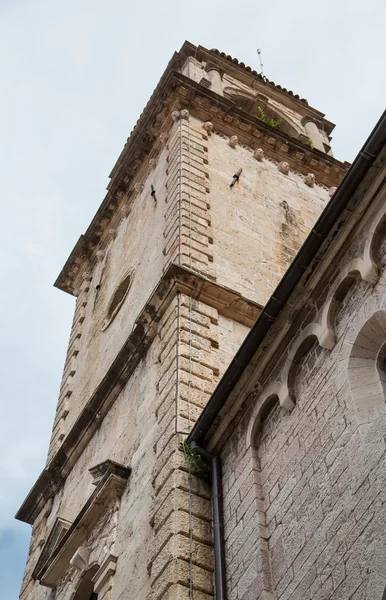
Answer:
[16,42,348,600]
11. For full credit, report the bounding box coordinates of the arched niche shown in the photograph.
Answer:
[224,87,300,138]
[363,204,386,279]
[72,565,99,600]
[319,258,377,350]
[287,334,319,406]
[348,310,386,417]
[370,210,386,268]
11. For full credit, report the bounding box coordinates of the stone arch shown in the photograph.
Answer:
[223,87,300,137]
[245,390,281,597]
[348,310,386,417]
[280,323,324,410]
[72,565,99,600]
[246,388,281,448]
[319,258,377,350]
[363,205,386,278]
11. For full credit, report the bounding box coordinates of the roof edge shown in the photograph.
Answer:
[186,109,386,448]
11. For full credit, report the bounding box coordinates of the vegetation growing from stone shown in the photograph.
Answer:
[256,105,282,128]
[182,441,211,481]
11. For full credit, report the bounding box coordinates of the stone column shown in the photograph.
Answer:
[206,68,223,96]
[304,120,325,152]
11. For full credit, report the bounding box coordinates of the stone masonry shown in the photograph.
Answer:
[215,146,386,599]
[16,42,347,600]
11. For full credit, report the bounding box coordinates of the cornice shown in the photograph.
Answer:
[36,463,130,588]
[16,264,261,525]
[55,68,349,295]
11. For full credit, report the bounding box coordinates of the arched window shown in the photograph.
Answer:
[348,311,386,417]
[72,565,99,600]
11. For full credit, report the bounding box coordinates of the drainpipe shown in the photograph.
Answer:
[191,443,227,600]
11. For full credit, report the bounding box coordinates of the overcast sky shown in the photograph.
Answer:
[0,0,384,597]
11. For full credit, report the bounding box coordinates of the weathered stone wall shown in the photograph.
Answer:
[21,106,339,598]
[220,183,386,599]
[206,128,329,305]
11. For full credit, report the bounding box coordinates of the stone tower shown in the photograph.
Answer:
[16,42,348,600]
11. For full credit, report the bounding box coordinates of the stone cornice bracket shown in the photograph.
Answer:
[70,547,90,572]
[254,148,264,161]
[278,161,290,175]
[203,121,214,136]
[134,182,144,194]
[95,250,105,263]
[329,186,337,197]
[304,173,315,187]
[121,204,130,218]
[37,461,130,588]
[159,133,169,147]
[229,135,238,148]
[82,272,93,282]
[109,228,118,241]
[171,109,189,122]
[149,158,157,170]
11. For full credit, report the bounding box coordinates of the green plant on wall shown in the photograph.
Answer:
[182,441,211,482]
[256,105,282,128]
[306,138,314,148]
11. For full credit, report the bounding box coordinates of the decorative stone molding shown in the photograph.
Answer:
[278,161,290,175]
[149,158,157,170]
[363,204,386,277]
[253,148,264,161]
[159,133,169,146]
[37,461,130,588]
[17,263,261,527]
[108,228,117,241]
[70,547,90,572]
[304,173,315,187]
[179,108,189,120]
[229,135,238,148]
[134,182,144,194]
[96,250,105,263]
[82,272,93,282]
[329,186,337,197]
[348,310,386,417]
[54,67,348,296]
[92,554,118,598]
[203,121,214,136]
[171,110,181,122]
[319,258,378,350]
[120,204,130,218]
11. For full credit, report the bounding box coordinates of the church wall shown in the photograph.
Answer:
[220,181,386,599]
[203,118,329,306]
[21,288,253,600]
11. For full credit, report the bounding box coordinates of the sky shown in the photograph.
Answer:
[0,0,384,597]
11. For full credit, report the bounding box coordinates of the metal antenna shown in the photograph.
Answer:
[257,42,264,77]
